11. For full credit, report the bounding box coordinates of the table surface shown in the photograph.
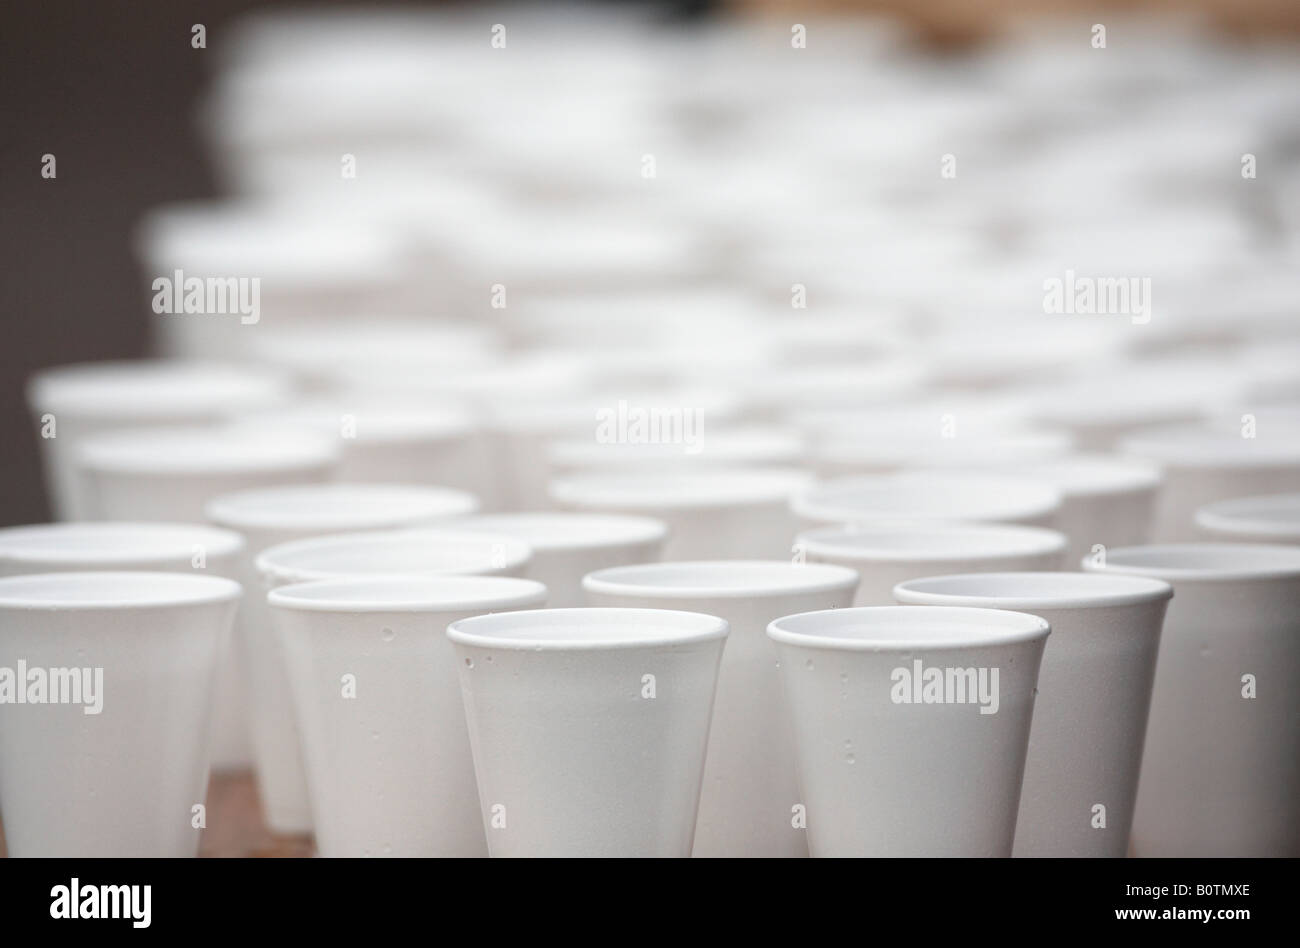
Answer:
[0,771,312,858]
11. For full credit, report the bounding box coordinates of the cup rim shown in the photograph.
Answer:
[77,425,338,474]
[893,571,1173,610]
[547,426,803,468]
[1194,493,1300,539]
[813,428,1073,468]
[1082,543,1300,581]
[794,521,1066,562]
[1121,424,1300,467]
[0,570,242,611]
[0,521,245,567]
[1008,453,1164,496]
[447,606,729,651]
[268,574,548,614]
[583,560,859,600]
[791,471,1063,525]
[448,512,668,551]
[206,482,480,532]
[767,605,1050,652]
[26,360,289,419]
[231,402,478,442]
[255,528,533,584]
[548,467,812,510]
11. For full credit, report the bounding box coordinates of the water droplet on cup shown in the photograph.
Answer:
[381,627,395,642]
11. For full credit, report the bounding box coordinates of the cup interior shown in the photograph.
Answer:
[78,426,337,473]
[1122,424,1300,466]
[1011,454,1163,494]
[0,571,241,610]
[28,360,289,418]
[233,401,477,441]
[793,471,1062,523]
[1196,493,1300,537]
[447,606,728,650]
[268,574,547,613]
[207,483,479,531]
[0,522,244,566]
[893,571,1172,609]
[548,427,802,467]
[584,560,859,599]
[550,467,812,509]
[796,521,1065,561]
[257,529,532,582]
[767,605,1050,651]
[451,512,667,550]
[1084,543,1300,580]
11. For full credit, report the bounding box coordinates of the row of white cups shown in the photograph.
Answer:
[6,10,1299,858]
[1,432,1298,856]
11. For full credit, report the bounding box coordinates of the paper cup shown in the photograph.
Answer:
[767,606,1050,856]
[549,468,813,559]
[0,571,240,856]
[796,521,1067,605]
[448,608,728,857]
[894,572,1173,857]
[0,522,250,771]
[76,426,339,522]
[999,455,1163,565]
[1084,543,1300,856]
[209,487,484,835]
[1195,493,1300,544]
[1121,425,1300,541]
[792,471,1063,530]
[269,575,547,857]
[584,561,859,857]
[450,513,667,606]
[26,361,291,520]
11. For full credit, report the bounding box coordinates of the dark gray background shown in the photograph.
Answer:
[0,1,702,528]
[0,1,253,526]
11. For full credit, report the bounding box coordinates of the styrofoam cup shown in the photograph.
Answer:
[584,561,859,857]
[1084,543,1300,856]
[450,512,667,606]
[894,572,1172,857]
[76,426,338,522]
[550,468,813,559]
[796,521,1067,605]
[0,522,250,771]
[768,606,1049,856]
[269,575,547,856]
[1195,493,1300,544]
[26,361,291,520]
[0,571,240,856]
[209,487,483,835]
[448,607,728,857]
[792,471,1063,530]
